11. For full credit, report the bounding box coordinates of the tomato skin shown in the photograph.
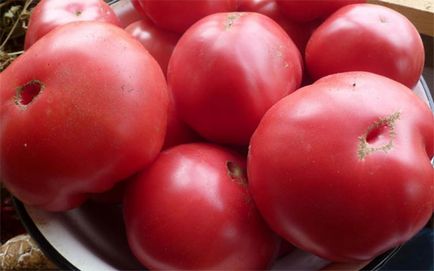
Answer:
[0,22,168,211]
[275,0,365,22]
[123,143,280,270]
[125,19,180,75]
[305,4,424,88]
[124,19,199,149]
[138,0,239,33]
[238,0,318,54]
[131,0,148,18]
[24,0,120,49]
[168,12,302,145]
[248,72,433,262]
[237,0,318,86]
[163,95,201,149]
[111,0,143,27]
[124,20,199,148]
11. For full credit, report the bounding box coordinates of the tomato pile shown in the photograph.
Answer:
[0,0,432,269]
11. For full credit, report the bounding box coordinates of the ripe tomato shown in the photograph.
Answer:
[238,0,318,54]
[248,72,433,262]
[123,19,198,149]
[305,4,424,88]
[131,0,147,18]
[0,22,168,211]
[123,143,280,270]
[137,0,239,33]
[111,0,143,27]
[238,0,318,86]
[125,19,180,75]
[24,0,120,49]
[168,12,302,145]
[163,95,200,149]
[275,0,365,22]
[238,0,271,11]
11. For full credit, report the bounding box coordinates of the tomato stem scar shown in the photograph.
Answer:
[357,111,400,160]
[224,13,243,30]
[15,80,44,109]
[226,160,247,186]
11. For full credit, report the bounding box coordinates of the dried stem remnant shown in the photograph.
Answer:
[224,13,242,30]
[358,111,400,160]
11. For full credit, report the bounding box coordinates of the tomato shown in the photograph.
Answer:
[123,20,199,149]
[137,0,239,33]
[168,12,302,145]
[238,0,318,54]
[238,0,270,11]
[24,0,120,49]
[305,4,424,88]
[131,0,148,18]
[0,22,168,211]
[123,143,280,269]
[275,0,365,22]
[248,72,434,262]
[111,0,143,27]
[163,95,200,149]
[237,0,318,86]
[125,19,180,75]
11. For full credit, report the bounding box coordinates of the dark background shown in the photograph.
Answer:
[421,34,433,97]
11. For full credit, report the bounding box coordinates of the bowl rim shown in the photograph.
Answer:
[13,198,78,271]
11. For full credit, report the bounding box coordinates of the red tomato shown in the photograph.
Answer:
[131,0,148,18]
[305,4,424,88]
[0,22,168,211]
[238,0,269,10]
[248,72,434,262]
[137,0,239,33]
[168,12,302,145]
[163,95,200,149]
[238,0,318,54]
[275,0,365,22]
[123,143,280,269]
[111,0,143,27]
[125,19,180,75]
[24,0,120,49]
[124,20,199,149]
[237,0,318,86]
